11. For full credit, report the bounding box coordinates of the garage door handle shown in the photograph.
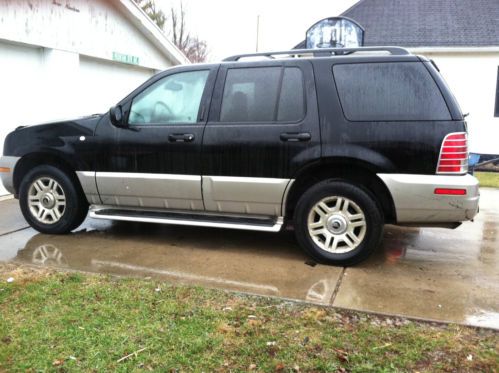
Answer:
[280,132,311,142]
[169,133,195,142]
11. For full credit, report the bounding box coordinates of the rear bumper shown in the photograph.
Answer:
[0,156,20,195]
[377,173,479,223]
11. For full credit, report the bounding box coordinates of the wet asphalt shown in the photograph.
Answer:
[0,189,498,329]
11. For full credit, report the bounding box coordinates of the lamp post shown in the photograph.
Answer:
[256,14,260,52]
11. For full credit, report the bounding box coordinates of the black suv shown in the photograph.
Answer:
[0,47,479,265]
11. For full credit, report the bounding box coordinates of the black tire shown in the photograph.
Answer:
[294,180,383,266]
[19,165,88,234]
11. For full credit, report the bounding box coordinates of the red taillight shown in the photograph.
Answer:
[434,188,467,195]
[436,132,468,174]
[443,140,466,146]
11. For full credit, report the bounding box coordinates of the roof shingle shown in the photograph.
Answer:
[341,0,499,47]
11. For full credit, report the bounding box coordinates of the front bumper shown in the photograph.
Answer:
[377,173,479,223]
[0,156,20,195]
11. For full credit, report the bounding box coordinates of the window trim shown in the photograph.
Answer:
[216,65,307,125]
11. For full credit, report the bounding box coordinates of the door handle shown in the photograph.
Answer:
[280,132,311,142]
[168,133,195,142]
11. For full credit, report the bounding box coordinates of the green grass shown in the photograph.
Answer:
[475,172,499,188]
[0,267,498,372]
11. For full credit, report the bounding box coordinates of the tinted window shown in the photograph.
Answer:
[277,67,305,121]
[220,67,280,122]
[220,66,305,123]
[129,70,209,125]
[333,62,451,121]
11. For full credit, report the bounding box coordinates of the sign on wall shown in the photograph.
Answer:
[112,51,140,65]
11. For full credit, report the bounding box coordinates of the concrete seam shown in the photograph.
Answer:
[329,267,346,305]
[0,226,30,237]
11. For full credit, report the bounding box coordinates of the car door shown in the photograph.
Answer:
[94,66,218,211]
[201,59,320,216]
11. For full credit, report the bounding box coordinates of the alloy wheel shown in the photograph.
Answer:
[307,196,367,253]
[28,177,66,224]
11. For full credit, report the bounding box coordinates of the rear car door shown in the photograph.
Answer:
[202,59,320,216]
[94,66,218,211]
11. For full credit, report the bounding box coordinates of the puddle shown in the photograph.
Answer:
[0,189,497,328]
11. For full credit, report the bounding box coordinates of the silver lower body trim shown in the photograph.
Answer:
[76,172,293,217]
[89,205,284,232]
[377,173,479,223]
[0,156,21,194]
[75,171,101,204]
[95,172,204,211]
[203,176,292,216]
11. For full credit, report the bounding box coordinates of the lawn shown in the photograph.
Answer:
[475,172,499,188]
[0,265,498,372]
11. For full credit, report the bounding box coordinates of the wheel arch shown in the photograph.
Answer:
[13,152,83,197]
[284,157,397,223]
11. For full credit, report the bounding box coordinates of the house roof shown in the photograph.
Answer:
[118,0,190,65]
[294,0,499,49]
[342,0,499,47]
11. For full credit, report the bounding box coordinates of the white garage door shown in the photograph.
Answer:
[0,42,43,154]
[78,56,156,115]
[0,52,156,195]
[0,42,44,195]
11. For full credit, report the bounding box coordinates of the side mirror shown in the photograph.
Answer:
[109,105,126,128]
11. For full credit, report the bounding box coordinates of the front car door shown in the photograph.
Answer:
[202,59,320,217]
[94,65,218,211]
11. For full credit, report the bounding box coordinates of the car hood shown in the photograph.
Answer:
[3,114,104,156]
[14,114,103,134]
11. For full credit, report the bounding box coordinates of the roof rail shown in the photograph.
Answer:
[223,46,411,61]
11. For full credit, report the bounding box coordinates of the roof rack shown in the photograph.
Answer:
[223,46,411,61]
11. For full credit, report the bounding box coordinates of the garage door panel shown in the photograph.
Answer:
[78,56,155,114]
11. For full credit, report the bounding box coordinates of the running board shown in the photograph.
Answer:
[89,207,284,232]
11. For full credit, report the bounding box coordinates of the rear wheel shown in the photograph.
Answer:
[294,180,383,266]
[19,165,88,234]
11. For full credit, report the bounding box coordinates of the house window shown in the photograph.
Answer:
[495,67,499,117]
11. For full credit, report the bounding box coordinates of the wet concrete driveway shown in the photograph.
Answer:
[1,189,498,329]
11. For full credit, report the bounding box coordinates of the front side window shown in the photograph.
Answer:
[220,66,305,123]
[129,70,209,125]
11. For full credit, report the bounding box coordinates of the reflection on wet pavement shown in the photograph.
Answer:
[3,218,343,305]
[0,189,498,329]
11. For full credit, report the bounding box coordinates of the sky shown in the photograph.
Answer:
[158,0,359,62]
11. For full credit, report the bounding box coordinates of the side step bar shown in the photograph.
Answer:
[89,206,284,232]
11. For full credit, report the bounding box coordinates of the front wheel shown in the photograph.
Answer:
[19,165,88,234]
[294,180,383,266]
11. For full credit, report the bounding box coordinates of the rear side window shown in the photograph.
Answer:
[220,66,305,123]
[278,67,305,121]
[333,62,451,121]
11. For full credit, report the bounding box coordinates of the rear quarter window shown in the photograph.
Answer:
[333,62,451,121]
